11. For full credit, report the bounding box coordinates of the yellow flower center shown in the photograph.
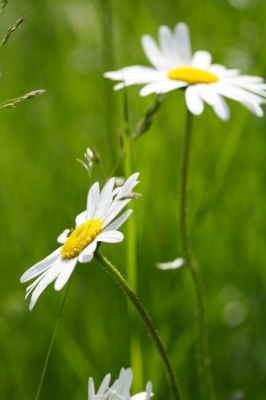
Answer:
[61,219,103,259]
[167,67,218,84]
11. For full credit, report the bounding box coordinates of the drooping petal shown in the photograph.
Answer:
[225,81,266,98]
[212,96,230,121]
[96,230,124,243]
[54,257,77,291]
[196,84,230,121]
[214,82,266,104]
[20,248,62,282]
[185,85,204,115]
[29,258,67,310]
[25,269,51,299]
[241,101,264,117]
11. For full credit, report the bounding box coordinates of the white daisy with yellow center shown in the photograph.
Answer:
[104,23,266,120]
[20,173,139,310]
[88,367,153,400]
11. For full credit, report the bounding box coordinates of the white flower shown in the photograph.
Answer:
[88,368,153,400]
[20,173,139,310]
[104,23,266,120]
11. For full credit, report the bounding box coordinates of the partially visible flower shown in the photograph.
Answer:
[88,368,153,400]
[156,257,185,270]
[104,23,266,120]
[20,173,139,310]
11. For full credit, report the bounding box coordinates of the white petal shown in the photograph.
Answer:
[196,84,219,105]
[185,85,204,115]
[116,368,132,397]
[241,101,264,117]
[57,229,70,244]
[174,22,191,64]
[141,35,169,71]
[112,186,122,197]
[87,182,100,220]
[20,248,62,282]
[208,64,227,75]
[88,378,96,400]
[102,199,131,228]
[115,173,139,201]
[196,84,230,120]
[93,178,115,219]
[96,230,124,243]
[156,258,185,270]
[29,258,67,310]
[225,75,264,84]
[102,210,132,232]
[131,393,148,400]
[214,82,265,104]
[213,96,230,121]
[25,269,51,299]
[140,80,169,96]
[158,25,180,68]
[54,258,77,291]
[78,252,94,264]
[160,80,188,93]
[225,81,266,98]
[97,374,111,395]
[75,211,87,227]
[78,240,98,263]
[105,66,164,86]
[190,51,212,69]
[140,80,187,96]
[145,382,153,400]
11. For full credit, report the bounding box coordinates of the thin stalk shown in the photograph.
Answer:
[95,251,182,400]
[123,89,143,390]
[35,281,71,400]
[179,109,215,400]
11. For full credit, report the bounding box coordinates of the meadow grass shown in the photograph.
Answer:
[1,0,266,399]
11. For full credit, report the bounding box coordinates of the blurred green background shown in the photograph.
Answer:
[1,0,266,399]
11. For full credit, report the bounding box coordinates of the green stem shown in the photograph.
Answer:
[35,281,71,400]
[179,109,215,399]
[123,89,143,391]
[94,251,182,400]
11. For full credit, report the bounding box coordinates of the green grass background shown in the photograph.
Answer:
[1,0,266,399]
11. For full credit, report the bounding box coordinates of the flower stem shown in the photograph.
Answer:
[94,250,182,400]
[179,108,215,399]
[35,281,71,400]
[123,89,144,391]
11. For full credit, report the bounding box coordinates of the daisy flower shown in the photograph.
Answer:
[88,367,153,400]
[20,173,139,311]
[104,23,266,120]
